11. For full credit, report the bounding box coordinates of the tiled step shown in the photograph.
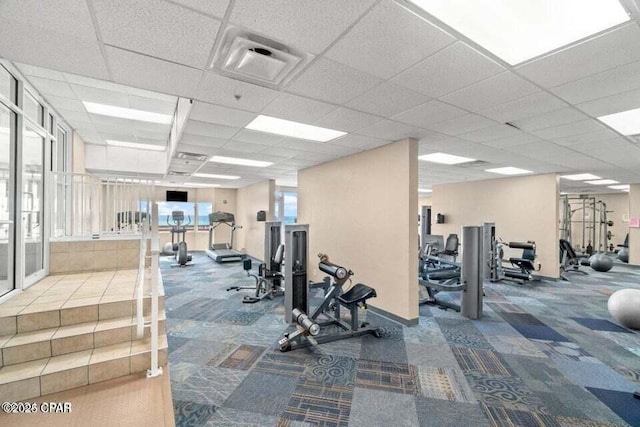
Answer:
[0,313,166,367]
[0,335,168,401]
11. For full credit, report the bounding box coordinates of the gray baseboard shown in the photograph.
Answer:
[368,304,418,327]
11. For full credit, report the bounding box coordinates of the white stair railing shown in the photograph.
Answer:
[148,200,162,378]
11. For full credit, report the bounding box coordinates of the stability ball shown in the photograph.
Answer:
[590,253,613,272]
[619,248,629,263]
[608,289,640,330]
[163,242,174,255]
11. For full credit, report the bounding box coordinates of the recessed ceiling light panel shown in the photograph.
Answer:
[192,173,241,180]
[418,152,476,165]
[560,173,602,181]
[418,189,433,193]
[485,167,532,175]
[84,102,173,124]
[585,179,619,185]
[106,140,165,151]
[407,0,630,65]
[246,115,347,142]
[209,155,273,168]
[597,107,640,136]
[608,184,630,190]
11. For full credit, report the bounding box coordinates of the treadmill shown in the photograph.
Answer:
[205,211,244,263]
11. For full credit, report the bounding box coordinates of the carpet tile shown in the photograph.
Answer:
[161,253,640,426]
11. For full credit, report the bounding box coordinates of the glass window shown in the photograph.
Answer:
[0,65,17,105]
[24,92,43,126]
[23,125,44,277]
[49,114,55,134]
[56,127,66,173]
[197,202,212,230]
[283,192,297,224]
[0,104,15,295]
[158,201,195,229]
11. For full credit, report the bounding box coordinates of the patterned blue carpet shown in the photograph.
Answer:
[162,253,640,426]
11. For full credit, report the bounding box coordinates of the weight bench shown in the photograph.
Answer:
[279,256,380,352]
[559,239,589,281]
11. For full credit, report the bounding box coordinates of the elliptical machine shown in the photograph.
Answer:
[168,210,192,267]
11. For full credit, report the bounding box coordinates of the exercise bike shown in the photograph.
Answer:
[168,211,192,267]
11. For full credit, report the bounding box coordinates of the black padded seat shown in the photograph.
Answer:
[509,258,535,271]
[428,269,460,281]
[338,283,376,305]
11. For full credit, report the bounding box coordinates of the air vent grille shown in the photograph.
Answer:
[458,160,490,168]
[176,152,208,161]
[167,170,190,177]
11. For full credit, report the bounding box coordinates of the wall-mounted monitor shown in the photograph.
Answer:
[166,190,188,202]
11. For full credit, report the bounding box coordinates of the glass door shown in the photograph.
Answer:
[0,103,15,296]
[22,125,44,282]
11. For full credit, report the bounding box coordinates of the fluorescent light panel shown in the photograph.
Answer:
[83,101,173,124]
[186,183,221,188]
[246,115,346,142]
[407,0,629,65]
[608,184,630,190]
[106,139,165,151]
[418,152,475,165]
[209,155,273,168]
[560,173,601,181]
[598,108,640,136]
[485,167,532,175]
[418,189,433,193]
[192,173,241,180]
[585,179,619,185]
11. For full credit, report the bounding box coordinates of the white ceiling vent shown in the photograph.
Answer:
[167,170,191,177]
[176,152,208,161]
[212,27,314,88]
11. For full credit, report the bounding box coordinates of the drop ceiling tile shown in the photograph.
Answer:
[169,0,230,18]
[294,151,337,162]
[325,0,454,79]
[190,101,256,128]
[258,147,299,159]
[314,107,381,133]
[134,129,169,140]
[261,93,336,123]
[517,24,640,89]
[531,119,605,140]
[176,143,219,156]
[70,84,130,108]
[287,58,383,105]
[345,82,429,117]
[550,128,620,146]
[391,100,467,127]
[511,107,589,132]
[93,0,220,68]
[503,140,577,159]
[56,109,93,125]
[222,140,269,153]
[441,72,540,112]
[459,124,522,143]
[183,120,239,139]
[229,0,377,54]
[231,129,283,146]
[197,72,279,112]
[24,77,75,101]
[330,134,389,149]
[0,19,109,79]
[569,137,630,153]
[551,60,640,104]
[576,87,640,117]
[479,92,568,123]
[44,95,86,114]
[426,114,497,136]
[479,133,544,148]
[356,119,419,140]
[391,42,504,98]
[0,0,96,40]
[106,46,203,98]
[128,96,177,116]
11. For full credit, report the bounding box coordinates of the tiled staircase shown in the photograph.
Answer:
[0,269,167,401]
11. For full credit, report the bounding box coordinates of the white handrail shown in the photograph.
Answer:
[135,216,149,339]
[148,200,162,378]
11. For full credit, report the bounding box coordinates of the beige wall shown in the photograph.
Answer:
[630,184,640,265]
[235,180,275,260]
[50,239,139,274]
[562,193,629,251]
[298,138,418,322]
[154,186,237,252]
[72,131,86,174]
[432,173,559,278]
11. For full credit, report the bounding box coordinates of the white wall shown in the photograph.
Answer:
[298,138,418,322]
[72,131,86,174]
[432,174,559,278]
